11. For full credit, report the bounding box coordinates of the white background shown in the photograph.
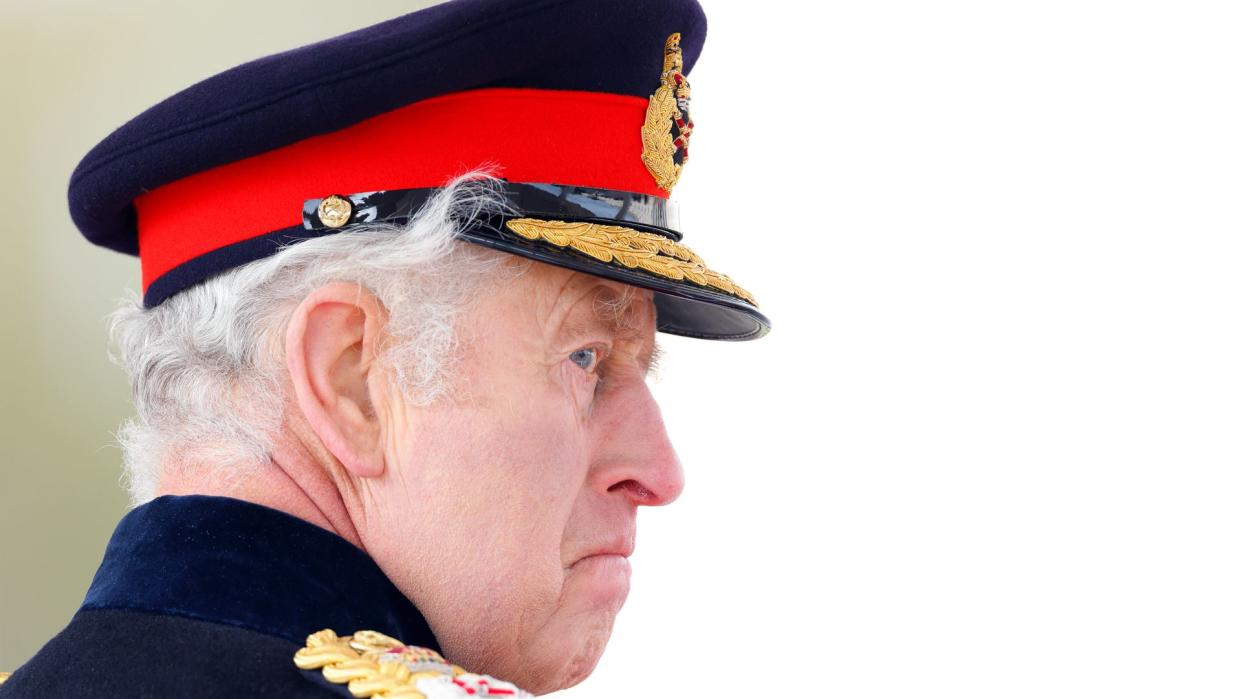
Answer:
[562,1,1242,697]
[2,0,1240,697]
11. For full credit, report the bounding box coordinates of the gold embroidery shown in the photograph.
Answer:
[295,629,531,698]
[0,671,10,685]
[295,629,459,698]
[295,630,452,695]
[641,33,693,192]
[504,218,757,306]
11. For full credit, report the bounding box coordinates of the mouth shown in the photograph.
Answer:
[567,535,635,571]
[564,551,633,610]
[570,551,632,569]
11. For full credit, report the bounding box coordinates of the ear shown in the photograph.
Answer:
[286,282,391,479]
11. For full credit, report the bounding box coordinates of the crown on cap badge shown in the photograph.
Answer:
[641,33,694,192]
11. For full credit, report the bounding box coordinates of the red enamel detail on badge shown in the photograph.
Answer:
[134,87,657,293]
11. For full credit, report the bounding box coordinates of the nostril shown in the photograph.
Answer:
[606,479,634,493]
[609,479,657,504]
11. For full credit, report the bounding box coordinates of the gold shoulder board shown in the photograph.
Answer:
[294,629,533,698]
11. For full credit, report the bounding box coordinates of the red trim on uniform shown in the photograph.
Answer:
[134,88,657,292]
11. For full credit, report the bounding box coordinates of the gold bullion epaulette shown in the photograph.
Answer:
[294,629,533,698]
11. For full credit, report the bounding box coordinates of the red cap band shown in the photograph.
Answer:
[134,88,657,292]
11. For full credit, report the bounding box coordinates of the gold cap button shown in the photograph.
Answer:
[317,195,353,228]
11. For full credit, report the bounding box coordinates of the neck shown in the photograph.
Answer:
[152,419,365,550]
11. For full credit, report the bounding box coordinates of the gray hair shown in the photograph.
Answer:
[108,175,521,505]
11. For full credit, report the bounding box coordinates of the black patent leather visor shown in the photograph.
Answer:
[302,181,770,341]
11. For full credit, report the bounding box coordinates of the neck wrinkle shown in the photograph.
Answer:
[152,418,367,552]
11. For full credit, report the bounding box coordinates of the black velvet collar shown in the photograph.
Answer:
[81,494,439,651]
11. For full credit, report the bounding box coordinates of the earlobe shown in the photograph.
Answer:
[286,283,390,479]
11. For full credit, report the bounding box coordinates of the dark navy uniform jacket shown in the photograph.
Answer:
[0,495,440,697]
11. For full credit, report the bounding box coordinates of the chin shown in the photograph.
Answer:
[502,614,619,695]
[553,634,610,692]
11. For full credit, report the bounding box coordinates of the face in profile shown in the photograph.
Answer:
[359,261,685,693]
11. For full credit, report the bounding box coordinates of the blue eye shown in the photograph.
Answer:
[569,347,599,373]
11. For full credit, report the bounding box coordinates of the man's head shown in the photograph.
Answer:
[290,260,683,691]
[110,180,683,692]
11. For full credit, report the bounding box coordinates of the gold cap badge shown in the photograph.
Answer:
[641,33,694,192]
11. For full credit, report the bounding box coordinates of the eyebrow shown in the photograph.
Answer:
[563,305,632,338]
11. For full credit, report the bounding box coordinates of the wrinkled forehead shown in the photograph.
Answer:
[526,263,657,340]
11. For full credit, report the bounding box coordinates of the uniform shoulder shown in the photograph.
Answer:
[0,608,339,697]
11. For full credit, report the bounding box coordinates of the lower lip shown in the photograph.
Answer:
[570,555,632,601]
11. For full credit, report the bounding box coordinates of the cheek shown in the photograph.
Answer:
[487,407,593,548]
[382,352,598,585]
[390,394,592,566]
[467,362,596,509]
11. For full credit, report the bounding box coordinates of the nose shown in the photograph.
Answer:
[589,382,685,507]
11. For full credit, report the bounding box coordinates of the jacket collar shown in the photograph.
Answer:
[81,494,439,650]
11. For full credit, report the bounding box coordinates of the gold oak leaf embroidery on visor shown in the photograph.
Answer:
[504,218,757,306]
